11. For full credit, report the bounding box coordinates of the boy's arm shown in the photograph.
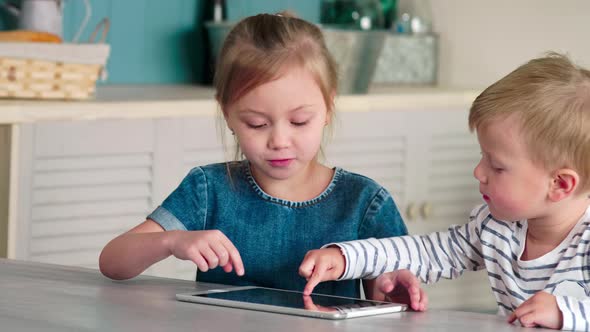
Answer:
[333,205,490,282]
[555,296,590,330]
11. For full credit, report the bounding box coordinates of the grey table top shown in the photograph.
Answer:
[0,258,539,331]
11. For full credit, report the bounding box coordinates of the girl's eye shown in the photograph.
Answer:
[493,167,504,173]
[247,123,266,129]
[291,121,308,126]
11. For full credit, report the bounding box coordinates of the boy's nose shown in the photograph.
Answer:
[473,161,487,183]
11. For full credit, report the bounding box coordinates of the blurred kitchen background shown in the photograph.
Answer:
[1,0,588,89]
[1,0,590,314]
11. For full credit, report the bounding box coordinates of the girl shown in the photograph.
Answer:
[99,12,407,298]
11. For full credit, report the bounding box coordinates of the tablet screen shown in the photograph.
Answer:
[195,287,388,310]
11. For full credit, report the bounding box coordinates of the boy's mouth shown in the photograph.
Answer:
[482,194,490,201]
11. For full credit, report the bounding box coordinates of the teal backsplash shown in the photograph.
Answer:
[0,0,318,84]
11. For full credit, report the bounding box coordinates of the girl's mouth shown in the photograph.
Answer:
[269,159,293,167]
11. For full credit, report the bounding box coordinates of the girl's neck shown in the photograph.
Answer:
[251,161,334,202]
[523,198,590,260]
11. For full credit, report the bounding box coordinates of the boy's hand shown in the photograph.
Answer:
[507,291,563,329]
[302,295,337,313]
[369,270,427,311]
[299,247,346,295]
[168,230,244,276]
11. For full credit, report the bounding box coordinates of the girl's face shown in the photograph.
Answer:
[473,116,552,221]
[224,66,330,183]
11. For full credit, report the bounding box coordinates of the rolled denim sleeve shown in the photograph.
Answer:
[147,167,208,231]
[148,206,187,231]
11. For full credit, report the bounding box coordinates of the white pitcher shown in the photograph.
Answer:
[1,0,91,42]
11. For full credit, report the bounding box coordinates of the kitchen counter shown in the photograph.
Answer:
[0,84,481,124]
[0,259,533,332]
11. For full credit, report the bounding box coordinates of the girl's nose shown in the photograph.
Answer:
[268,127,290,150]
[473,161,487,184]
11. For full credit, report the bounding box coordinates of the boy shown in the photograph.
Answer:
[298,52,590,330]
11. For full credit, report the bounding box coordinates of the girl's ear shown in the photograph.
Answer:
[548,168,579,202]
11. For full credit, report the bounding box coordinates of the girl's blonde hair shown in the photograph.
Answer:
[215,12,338,115]
[469,52,590,192]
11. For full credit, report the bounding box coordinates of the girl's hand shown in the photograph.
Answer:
[370,270,427,311]
[168,230,244,276]
[507,291,563,329]
[299,247,346,295]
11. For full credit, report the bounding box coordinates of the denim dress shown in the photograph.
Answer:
[148,161,407,298]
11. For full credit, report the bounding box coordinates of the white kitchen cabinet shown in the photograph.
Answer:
[12,120,156,269]
[9,117,226,280]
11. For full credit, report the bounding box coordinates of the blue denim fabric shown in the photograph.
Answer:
[148,161,407,298]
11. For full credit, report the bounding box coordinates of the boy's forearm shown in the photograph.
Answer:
[556,295,590,331]
[335,226,481,282]
[99,231,174,280]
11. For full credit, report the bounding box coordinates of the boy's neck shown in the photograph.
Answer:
[523,196,590,260]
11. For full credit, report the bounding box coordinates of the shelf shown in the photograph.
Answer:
[0,84,481,124]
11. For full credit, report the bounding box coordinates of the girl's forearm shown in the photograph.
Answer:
[99,231,176,280]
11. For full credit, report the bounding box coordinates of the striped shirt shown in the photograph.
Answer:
[331,204,590,331]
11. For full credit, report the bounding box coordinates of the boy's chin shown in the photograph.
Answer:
[488,209,519,222]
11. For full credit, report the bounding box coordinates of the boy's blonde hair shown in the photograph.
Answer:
[469,52,590,192]
[214,12,338,115]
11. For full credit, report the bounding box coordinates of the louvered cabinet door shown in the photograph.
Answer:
[13,120,155,270]
[405,108,496,312]
[325,111,410,215]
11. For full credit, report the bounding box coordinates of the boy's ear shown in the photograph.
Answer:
[548,168,579,202]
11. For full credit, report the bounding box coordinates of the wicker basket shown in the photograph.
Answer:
[0,19,110,100]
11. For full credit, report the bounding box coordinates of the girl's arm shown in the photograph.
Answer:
[99,219,245,280]
[99,219,175,280]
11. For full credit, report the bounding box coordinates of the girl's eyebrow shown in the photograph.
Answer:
[239,109,266,116]
[239,104,315,115]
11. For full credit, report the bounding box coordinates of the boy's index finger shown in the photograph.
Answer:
[302,260,331,295]
[298,254,318,278]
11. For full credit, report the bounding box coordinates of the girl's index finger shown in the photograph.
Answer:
[219,235,244,276]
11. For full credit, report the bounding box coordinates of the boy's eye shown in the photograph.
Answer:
[291,121,308,126]
[493,167,504,173]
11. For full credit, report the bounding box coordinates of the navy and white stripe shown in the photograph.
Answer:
[329,204,590,331]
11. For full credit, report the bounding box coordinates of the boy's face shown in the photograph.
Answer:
[473,116,552,221]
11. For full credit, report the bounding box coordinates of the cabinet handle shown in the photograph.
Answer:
[420,202,432,219]
[406,202,418,221]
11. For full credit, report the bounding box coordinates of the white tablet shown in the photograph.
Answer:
[176,286,407,320]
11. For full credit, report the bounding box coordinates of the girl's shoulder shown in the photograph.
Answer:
[190,161,244,177]
[336,168,388,193]
[183,161,246,187]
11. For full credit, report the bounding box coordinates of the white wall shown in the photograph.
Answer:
[431,0,590,88]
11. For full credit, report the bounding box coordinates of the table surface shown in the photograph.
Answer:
[0,258,540,331]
